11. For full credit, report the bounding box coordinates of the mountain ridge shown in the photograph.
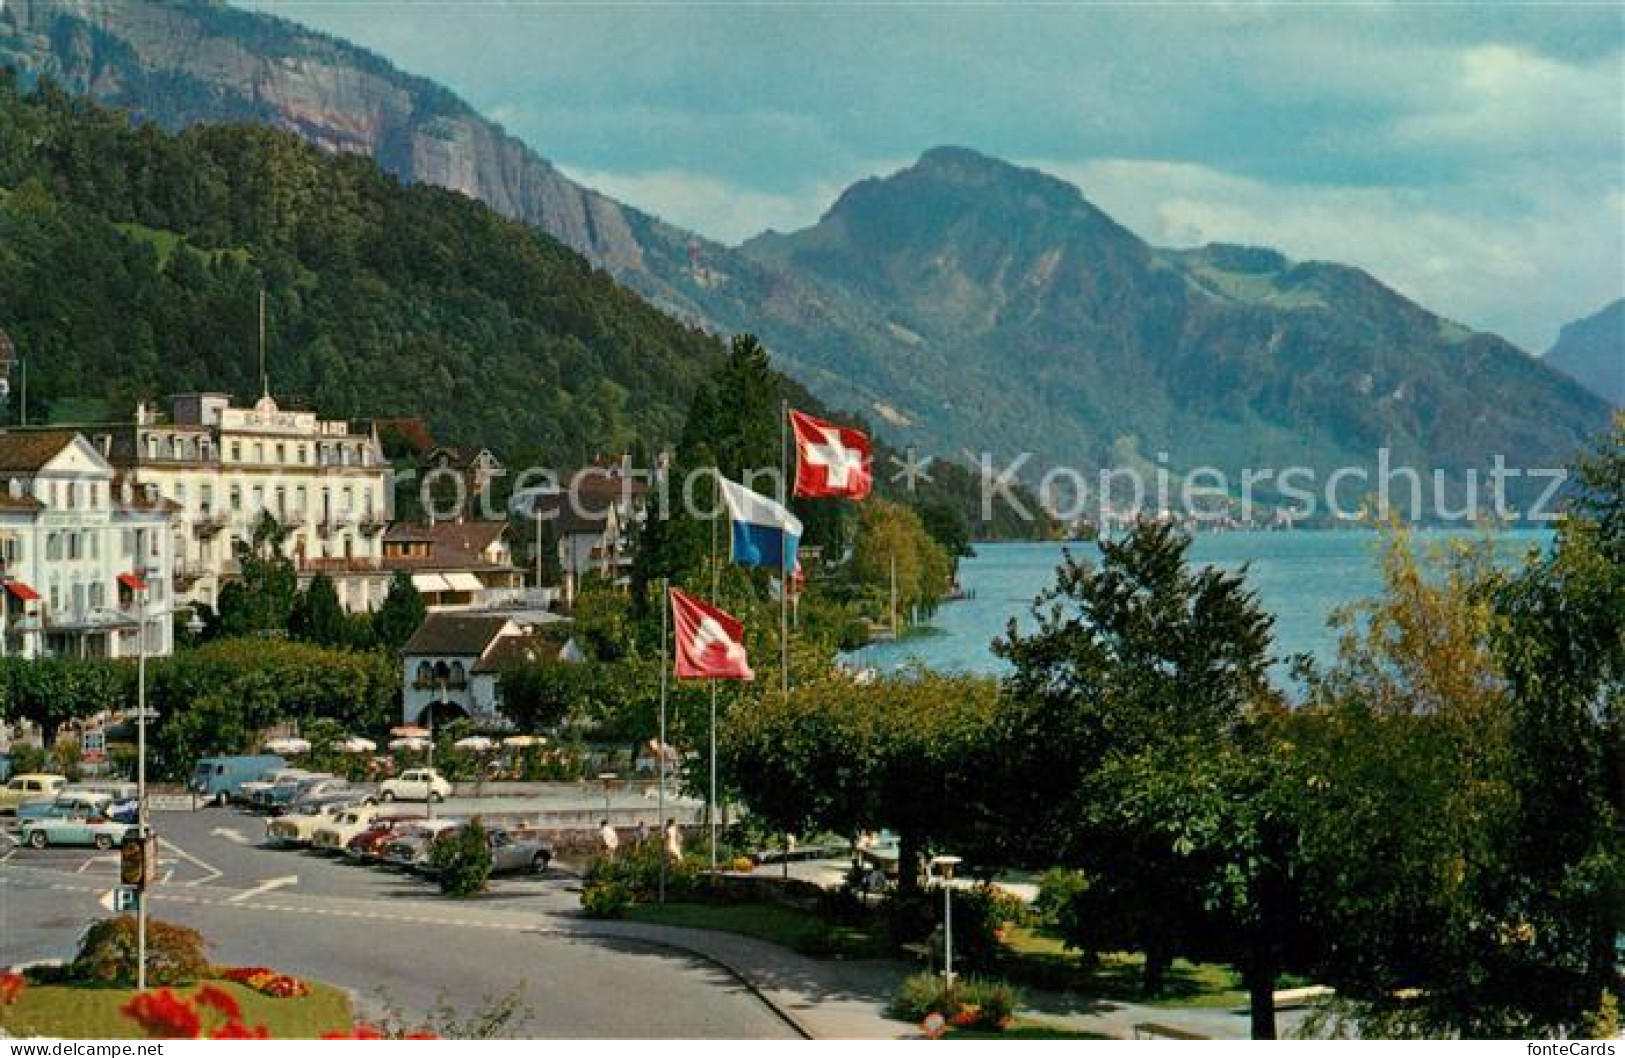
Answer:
[1545,299,1624,407]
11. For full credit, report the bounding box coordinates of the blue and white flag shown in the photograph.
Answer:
[719,475,802,569]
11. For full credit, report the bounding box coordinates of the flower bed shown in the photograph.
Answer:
[218,967,310,999]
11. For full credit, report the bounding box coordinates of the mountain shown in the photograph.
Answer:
[0,72,722,464]
[742,148,1612,499]
[2,1,1611,509]
[1545,300,1624,407]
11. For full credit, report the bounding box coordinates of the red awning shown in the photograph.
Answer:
[117,573,147,592]
[5,581,40,602]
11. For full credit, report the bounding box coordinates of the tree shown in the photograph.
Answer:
[216,513,296,637]
[372,571,426,651]
[993,519,1285,1030]
[289,574,348,647]
[719,669,1001,893]
[849,500,952,622]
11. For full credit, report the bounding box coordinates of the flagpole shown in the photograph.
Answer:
[780,398,790,704]
[709,510,719,873]
[658,577,669,906]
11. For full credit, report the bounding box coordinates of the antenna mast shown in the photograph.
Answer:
[258,289,269,400]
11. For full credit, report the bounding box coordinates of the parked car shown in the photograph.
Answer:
[232,766,310,807]
[380,819,463,870]
[19,809,133,849]
[247,772,331,813]
[485,827,553,875]
[376,769,452,804]
[255,775,344,815]
[265,799,357,847]
[0,773,67,815]
[188,755,287,806]
[16,793,135,826]
[343,816,423,863]
[312,806,390,854]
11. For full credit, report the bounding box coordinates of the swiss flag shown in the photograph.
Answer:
[791,410,872,500]
[670,588,754,681]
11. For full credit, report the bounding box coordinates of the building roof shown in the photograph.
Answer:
[0,430,79,473]
[528,492,614,537]
[384,519,512,567]
[472,633,574,673]
[403,614,515,657]
[110,472,182,514]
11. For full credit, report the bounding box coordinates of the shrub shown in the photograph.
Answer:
[6,743,47,776]
[581,881,632,919]
[584,840,700,901]
[951,884,1032,970]
[1034,867,1089,929]
[888,972,1018,1032]
[884,890,939,946]
[219,967,310,999]
[431,818,492,898]
[72,917,210,986]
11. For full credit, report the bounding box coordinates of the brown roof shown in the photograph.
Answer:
[529,493,614,537]
[0,492,44,512]
[472,633,573,673]
[367,417,436,459]
[573,469,648,499]
[403,614,514,657]
[111,472,182,514]
[0,430,79,472]
[384,520,511,566]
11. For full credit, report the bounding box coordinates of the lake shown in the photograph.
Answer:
[848,528,1554,677]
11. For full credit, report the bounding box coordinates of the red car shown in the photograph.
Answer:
[344,816,423,863]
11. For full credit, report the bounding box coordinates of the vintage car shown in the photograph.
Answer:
[18,807,134,849]
[0,774,67,815]
[484,826,553,875]
[252,774,341,814]
[379,819,464,870]
[312,806,390,854]
[234,768,316,807]
[375,769,452,804]
[343,816,424,863]
[263,797,362,847]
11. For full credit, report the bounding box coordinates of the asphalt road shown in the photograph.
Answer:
[0,803,797,1039]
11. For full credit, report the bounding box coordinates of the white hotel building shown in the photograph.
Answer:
[0,431,177,659]
[89,392,392,614]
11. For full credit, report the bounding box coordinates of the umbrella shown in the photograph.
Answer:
[333,736,376,754]
[454,736,495,751]
[391,724,430,739]
[388,736,430,751]
[265,737,311,755]
[502,735,546,748]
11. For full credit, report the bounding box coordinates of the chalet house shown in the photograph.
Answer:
[401,612,580,725]
[382,519,524,612]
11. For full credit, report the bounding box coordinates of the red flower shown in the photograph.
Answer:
[323,1022,386,1040]
[0,973,24,1006]
[210,1020,271,1039]
[193,984,243,1022]
[121,989,203,1039]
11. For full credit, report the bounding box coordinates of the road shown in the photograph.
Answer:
[0,803,797,1039]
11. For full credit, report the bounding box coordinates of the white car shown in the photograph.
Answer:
[264,800,354,847]
[376,769,451,803]
[311,805,390,853]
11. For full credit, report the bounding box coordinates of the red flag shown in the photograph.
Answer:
[791,409,872,500]
[670,588,754,680]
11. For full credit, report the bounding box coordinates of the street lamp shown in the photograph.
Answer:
[597,772,616,820]
[932,855,963,992]
[134,567,150,993]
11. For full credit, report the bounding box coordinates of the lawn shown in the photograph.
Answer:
[1,980,354,1039]
[999,926,1252,1009]
[946,1018,1112,1040]
[624,901,889,959]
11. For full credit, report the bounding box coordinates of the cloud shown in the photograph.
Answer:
[1038,158,1624,352]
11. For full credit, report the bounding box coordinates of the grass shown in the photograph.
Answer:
[945,1018,1112,1040]
[999,926,1250,1009]
[624,901,889,959]
[2,980,354,1039]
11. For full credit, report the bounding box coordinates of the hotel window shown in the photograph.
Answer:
[45,533,60,561]
[67,533,80,561]
[276,444,286,464]
[48,584,59,611]
[230,485,242,511]
[146,436,158,460]
[231,442,241,462]
[177,483,188,510]
[251,486,263,513]
[201,483,214,512]
[63,482,75,510]
[254,443,265,463]
[275,487,286,516]
[89,582,104,609]
[298,445,308,465]
[295,485,307,515]
[171,437,183,460]
[88,533,98,560]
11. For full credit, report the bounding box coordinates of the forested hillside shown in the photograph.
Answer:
[0,73,722,464]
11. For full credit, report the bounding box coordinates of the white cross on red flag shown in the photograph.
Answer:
[669,587,754,680]
[790,409,872,500]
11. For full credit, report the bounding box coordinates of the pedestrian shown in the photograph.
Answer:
[599,819,619,857]
[635,820,649,847]
[664,817,683,863]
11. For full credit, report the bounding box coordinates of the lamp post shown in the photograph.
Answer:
[135,568,150,993]
[427,688,444,823]
[933,855,963,992]
[597,772,616,821]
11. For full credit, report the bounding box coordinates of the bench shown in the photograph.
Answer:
[1134,1022,1211,1040]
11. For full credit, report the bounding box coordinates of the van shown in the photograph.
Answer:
[188,755,287,806]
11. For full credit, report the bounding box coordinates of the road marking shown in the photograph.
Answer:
[160,837,222,888]
[210,827,249,845]
[227,874,298,904]
[76,854,117,875]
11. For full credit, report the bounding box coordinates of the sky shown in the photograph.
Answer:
[252,2,1624,352]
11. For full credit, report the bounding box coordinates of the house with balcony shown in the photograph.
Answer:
[517,462,648,607]
[401,612,580,725]
[0,431,178,659]
[86,392,391,614]
[381,519,524,612]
